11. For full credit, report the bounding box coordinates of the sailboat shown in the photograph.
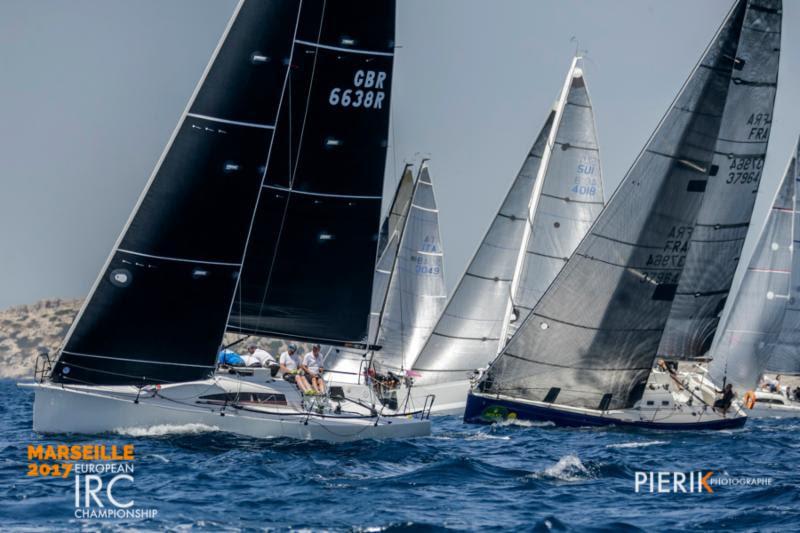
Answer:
[465,0,782,429]
[690,138,800,418]
[22,0,431,442]
[323,160,447,411]
[404,57,606,415]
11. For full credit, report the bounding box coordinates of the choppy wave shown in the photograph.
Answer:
[3,381,799,531]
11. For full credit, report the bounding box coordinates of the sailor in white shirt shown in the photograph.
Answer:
[279,344,312,393]
[244,344,279,375]
[302,344,325,394]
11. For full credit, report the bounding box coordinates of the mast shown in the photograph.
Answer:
[498,57,579,351]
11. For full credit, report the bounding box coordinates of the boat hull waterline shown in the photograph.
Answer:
[463,392,747,430]
[23,377,430,443]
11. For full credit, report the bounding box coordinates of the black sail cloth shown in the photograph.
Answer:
[53,0,396,385]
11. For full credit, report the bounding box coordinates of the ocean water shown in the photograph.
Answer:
[1,380,798,532]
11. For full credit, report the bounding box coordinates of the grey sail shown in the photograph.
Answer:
[708,156,795,390]
[765,140,800,374]
[325,166,415,377]
[373,163,447,372]
[481,0,781,410]
[411,111,555,385]
[657,1,782,360]
[506,63,605,341]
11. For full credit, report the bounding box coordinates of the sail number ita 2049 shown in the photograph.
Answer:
[329,70,387,109]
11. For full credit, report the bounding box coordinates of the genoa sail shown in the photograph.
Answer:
[410,112,554,385]
[372,163,447,372]
[708,149,796,390]
[227,0,397,347]
[53,0,397,385]
[481,0,781,410]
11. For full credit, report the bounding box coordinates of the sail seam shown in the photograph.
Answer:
[431,332,500,341]
[527,250,568,261]
[534,312,664,332]
[263,184,382,200]
[61,351,216,369]
[117,249,241,267]
[465,272,512,282]
[553,141,598,152]
[540,192,604,205]
[186,113,275,130]
[294,39,394,57]
[503,351,652,371]
[411,203,438,213]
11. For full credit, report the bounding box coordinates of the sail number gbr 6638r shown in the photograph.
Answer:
[328,70,387,109]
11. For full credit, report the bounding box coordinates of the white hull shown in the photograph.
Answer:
[22,372,430,443]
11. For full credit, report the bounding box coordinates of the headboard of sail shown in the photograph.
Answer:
[227,0,396,346]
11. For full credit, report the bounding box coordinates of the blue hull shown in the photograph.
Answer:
[463,392,747,430]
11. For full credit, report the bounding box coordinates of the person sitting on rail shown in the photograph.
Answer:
[302,344,326,394]
[244,344,280,376]
[713,383,735,415]
[279,344,313,394]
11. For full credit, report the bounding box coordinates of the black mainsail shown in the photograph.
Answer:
[481,0,781,410]
[53,0,396,385]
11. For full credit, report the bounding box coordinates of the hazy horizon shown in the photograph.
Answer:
[1,0,798,308]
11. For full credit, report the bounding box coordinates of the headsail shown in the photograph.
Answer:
[227,1,397,347]
[482,0,781,410]
[52,0,397,385]
[765,139,800,375]
[410,111,554,385]
[373,163,447,372]
[505,62,605,341]
[708,149,795,390]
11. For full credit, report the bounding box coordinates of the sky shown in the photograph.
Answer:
[0,0,798,308]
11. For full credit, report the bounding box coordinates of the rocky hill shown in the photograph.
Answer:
[0,298,300,380]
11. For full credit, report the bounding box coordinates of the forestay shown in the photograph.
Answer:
[373,164,447,372]
[482,0,781,410]
[708,149,795,390]
[410,111,554,385]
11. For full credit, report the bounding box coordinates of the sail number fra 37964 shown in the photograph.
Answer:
[328,70,387,109]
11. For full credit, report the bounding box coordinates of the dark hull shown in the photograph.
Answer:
[463,392,747,430]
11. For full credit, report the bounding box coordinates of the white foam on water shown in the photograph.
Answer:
[497,418,555,428]
[528,454,592,482]
[605,440,668,449]
[466,433,511,441]
[114,423,220,437]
